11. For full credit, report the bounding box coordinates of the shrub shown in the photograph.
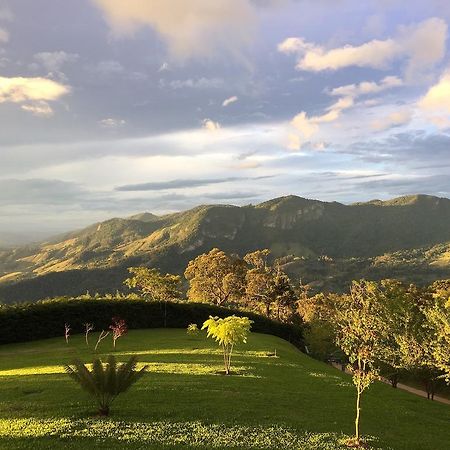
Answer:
[64,355,147,416]
[202,315,253,375]
[0,297,304,349]
[187,323,199,335]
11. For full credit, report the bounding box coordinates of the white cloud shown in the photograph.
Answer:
[202,118,221,131]
[34,51,79,72]
[92,0,257,61]
[158,62,169,72]
[0,27,8,43]
[418,68,450,127]
[287,133,302,151]
[371,110,412,131]
[21,101,54,118]
[222,95,238,107]
[419,69,450,113]
[164,77,224,90]
[98,118,126,128]
[288,94,354,150]
[0,76,70,105]
[287,73,406,150]
[279,18,447,78]
[330,76,403,98]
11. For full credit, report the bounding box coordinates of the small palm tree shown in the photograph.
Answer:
[64,355,147,416]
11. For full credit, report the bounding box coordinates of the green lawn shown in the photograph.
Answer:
[0,329,448,449]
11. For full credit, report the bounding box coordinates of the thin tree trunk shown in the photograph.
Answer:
[354,358,362,445]
[355,387,361,444]
[222,344,229,374]
[227,344,234,374]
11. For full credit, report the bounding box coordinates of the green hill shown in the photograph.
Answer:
[1,194,450,302]
[0,328,448,449]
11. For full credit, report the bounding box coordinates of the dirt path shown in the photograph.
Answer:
[330,362,450,405]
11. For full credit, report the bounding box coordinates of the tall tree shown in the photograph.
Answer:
[124,267,181,302]
[334,280,388,447]
[424,283,450,384]
[244,250,296,320]
[184,248,246,306]
[125,267,182,326]
[378,280,441,397]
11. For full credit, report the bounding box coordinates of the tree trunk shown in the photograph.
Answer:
[390,373,399,388]
[99,405,110,416]
[223,344,230,375]
[355,387,361,446]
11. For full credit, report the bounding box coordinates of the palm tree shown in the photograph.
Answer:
[64,355,147,416]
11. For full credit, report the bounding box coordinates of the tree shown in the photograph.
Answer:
[64,355,147,416]
[110,317,128,349]
[185,248,246,306]
[95,330,110,351]
[125,267,182,326]
[425,287,450,383]
[244,250,296,320]
[187,323,199,336]
[83,323,94,347]
[124,267,181,301]
[202,315,253,375]
[334,280,388,447]
[272,268,297,322]
[64,323,71,344]
[378,280,441,397]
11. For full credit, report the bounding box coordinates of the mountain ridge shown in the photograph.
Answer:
[0,193,449,302]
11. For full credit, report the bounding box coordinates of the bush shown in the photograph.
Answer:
[0,297,304,349]
[65,355,147,416]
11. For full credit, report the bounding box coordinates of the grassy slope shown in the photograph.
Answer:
[0,329,448,450]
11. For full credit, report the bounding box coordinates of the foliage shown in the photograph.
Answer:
[186,323,199,335]
[124,267,181,302]
[64,355,147,416]
[425,292,450,383]
[334,280,388,446]
[110,317,127,349]
[202,315,253,374]
[184,248,246,306]
[1,195,450,303]
[244,250,297,320]
[0,297,303,348]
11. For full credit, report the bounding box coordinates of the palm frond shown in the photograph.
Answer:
[65,355,147,416]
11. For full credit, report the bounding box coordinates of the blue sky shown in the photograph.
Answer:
[0,0,449,240]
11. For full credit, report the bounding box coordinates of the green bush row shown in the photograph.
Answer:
[0,297,303,348]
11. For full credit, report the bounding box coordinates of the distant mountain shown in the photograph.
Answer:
[1,194,449,302]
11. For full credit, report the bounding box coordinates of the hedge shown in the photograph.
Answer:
[0,298,304,349]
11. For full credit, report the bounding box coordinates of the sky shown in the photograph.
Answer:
[0,0,450,242]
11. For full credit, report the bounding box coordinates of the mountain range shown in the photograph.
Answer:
[0,194,449,303]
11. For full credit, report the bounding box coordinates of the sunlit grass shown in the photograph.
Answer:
[0,417,383,449]
[0,328,448,449]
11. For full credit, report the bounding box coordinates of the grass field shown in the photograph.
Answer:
[0,329,448,449]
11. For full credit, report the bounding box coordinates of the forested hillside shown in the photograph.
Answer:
[1,194,449,302]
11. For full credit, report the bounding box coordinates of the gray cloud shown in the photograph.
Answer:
[115,176,274,192]
[0,179,86,206]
